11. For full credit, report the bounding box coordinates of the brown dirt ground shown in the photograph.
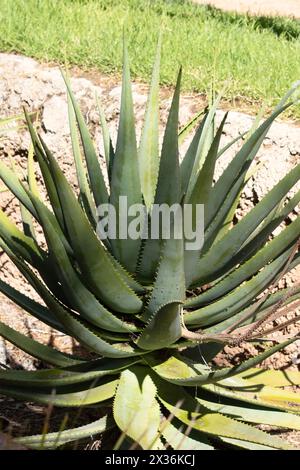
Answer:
[194,0,300,18]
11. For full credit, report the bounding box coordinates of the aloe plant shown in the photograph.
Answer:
[0,41,300,450]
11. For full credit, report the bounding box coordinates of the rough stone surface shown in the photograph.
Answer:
[0,53,299,372]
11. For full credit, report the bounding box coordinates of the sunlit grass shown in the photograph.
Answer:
[0,0,300,116]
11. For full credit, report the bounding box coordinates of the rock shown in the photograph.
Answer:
[42,95,69,135]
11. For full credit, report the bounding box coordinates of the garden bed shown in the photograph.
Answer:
[0,53,299,449]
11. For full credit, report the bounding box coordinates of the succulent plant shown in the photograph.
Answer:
[0,40,300,450]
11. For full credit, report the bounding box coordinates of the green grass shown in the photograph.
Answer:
[1,0,300,117]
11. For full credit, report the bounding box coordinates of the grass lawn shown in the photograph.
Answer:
[1,0,300,117]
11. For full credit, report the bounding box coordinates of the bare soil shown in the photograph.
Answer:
[195,0,300,18]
